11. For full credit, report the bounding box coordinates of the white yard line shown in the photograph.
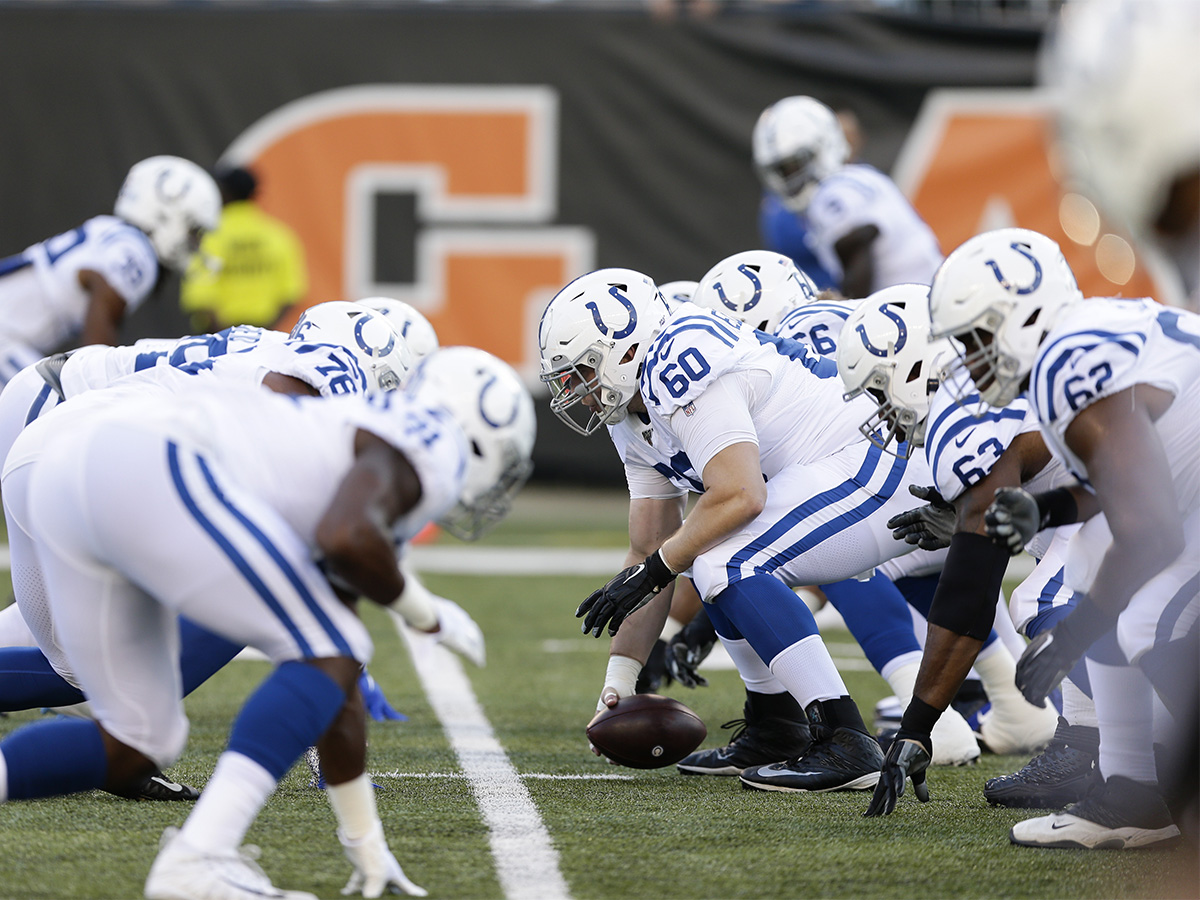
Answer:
[399,624,573,900]
[370,771,632,781]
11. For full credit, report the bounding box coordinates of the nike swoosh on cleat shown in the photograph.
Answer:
[1050,821,1073,830]
[757,768,824,778]
[150,779,185,793]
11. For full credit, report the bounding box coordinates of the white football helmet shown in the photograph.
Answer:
[657,280,699,308]
[356,296,440,362]
[1041,0,1200,242]
[693,250,818,333]
[407,346,536,541]
[929,228,1083,408]
[113,156,221,272]
[289,301,414,394]
[537,268,670,436]
[838,284,954,457]
[752,96,850,214]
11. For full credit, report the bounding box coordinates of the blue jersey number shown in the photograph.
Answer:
[1063,362,1113,412]
[659,347,711,399]
[950,437,1005,488]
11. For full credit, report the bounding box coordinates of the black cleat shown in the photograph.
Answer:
[132,772,201,802]
[985,717,1101,809]
[677,694,811,776]
[739,726,884,793]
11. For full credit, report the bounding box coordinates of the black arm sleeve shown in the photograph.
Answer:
[925,532,1011,641]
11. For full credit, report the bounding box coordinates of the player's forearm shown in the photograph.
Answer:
[659,487,761,573]
[910,625,985,713]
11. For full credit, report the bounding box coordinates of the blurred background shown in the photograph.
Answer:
[0,0,1173,484]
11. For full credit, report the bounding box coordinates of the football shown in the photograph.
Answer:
[586,694,707,769]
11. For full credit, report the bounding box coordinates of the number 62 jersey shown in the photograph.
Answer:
[1029,298,1200,513]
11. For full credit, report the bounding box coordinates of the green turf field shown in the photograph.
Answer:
[0,487,1192,899]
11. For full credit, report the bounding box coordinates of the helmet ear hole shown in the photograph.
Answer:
[905,361,923,384]
[1023,308,1041,328]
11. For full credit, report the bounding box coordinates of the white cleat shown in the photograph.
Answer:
[1009,776,1181,850]
[145,828,318,900]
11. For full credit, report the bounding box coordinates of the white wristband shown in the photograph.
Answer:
[326,772,380,842]
[597,655,642,711]
[389,563,438,632]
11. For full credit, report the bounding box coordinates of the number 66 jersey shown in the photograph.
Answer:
[1029,298,1200,513]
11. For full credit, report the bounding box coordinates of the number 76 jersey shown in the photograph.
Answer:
[1029,298,1200,511]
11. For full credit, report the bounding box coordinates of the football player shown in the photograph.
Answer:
[0,347,535,899]
[924,228,1197,850]
[539,268,945,794]
[752,97,943,299]
[818,282,1090,815]
[0,156,220,392]
[685,252,985,768]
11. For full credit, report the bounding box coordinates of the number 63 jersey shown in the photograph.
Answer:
[1029,298,1200,513]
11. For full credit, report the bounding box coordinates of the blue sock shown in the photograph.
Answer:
[2,718,107,799]
[896,572,1000,649]
[0,647,87,710]
[821,574,921,674]
[226,661,347,781]
[179,619,244,696]
[711,574,820,663]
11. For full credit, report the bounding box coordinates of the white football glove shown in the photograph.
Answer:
[430,596,486,667]
[338,822,428,898]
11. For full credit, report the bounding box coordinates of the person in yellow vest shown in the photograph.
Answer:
[180,165,307,332]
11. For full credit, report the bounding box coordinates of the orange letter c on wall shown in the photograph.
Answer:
[223,85,595,379]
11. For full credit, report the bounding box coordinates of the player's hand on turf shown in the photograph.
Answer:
[430,596,486,667]
[863,732,931,818]
[339,822,428,897]
[1015,629,1079,708]
[886,485,955,551]
[984,487,1041,555]
[576,550,676,637]
[665,607,717,689]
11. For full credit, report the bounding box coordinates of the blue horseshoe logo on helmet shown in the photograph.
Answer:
[855,303,908,358]
[479,373,518,428]
[354,315,395,358]
[985,242,1044,295]
[714,264,763,313]
[584,285,639,340]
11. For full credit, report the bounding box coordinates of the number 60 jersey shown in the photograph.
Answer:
[1029,297,1200,512]
[633,303,869,480]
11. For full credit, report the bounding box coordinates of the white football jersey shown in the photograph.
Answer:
[804,165,943,294]
[773,298,861,357]
[56,327,366,400]
[638,303,867,480]
[608,413,701,500]
[0,216,159,352]
[9,382,465,551]
[1029,298,1200,512]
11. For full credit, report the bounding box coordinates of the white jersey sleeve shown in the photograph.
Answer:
[241,340,370,397]
[78,219,160,310]
[639,305,748,415]
[1030,298,1200,489]
[923,370,1038,502]
[347,393,468,542]
[804,165,943,292]
[669,372,759,476]
[772,299,860,358]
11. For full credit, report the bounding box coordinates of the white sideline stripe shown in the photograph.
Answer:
[0,543,1037,581]
[371,771,632,781]
[399,624,572,900]
[409,545,625,575]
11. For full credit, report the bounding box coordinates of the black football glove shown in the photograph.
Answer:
[576,550,676,638]
[984,486,1041,556]
[863,731,932,817]
[665,605,717,689]
[886,485,956,551]
[1015,594,1118,707]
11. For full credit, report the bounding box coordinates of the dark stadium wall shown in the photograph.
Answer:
[0,5,1043,484]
